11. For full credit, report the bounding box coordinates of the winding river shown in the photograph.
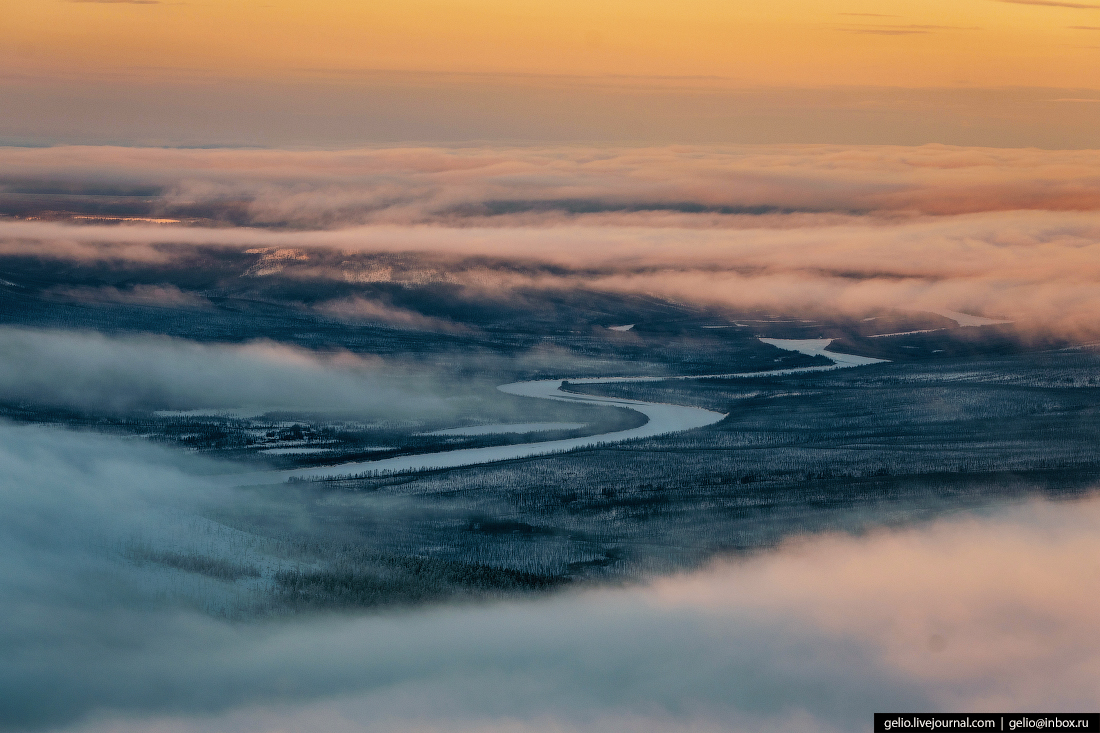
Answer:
[224,339,885,485]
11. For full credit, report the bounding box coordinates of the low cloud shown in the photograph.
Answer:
[316,297,468,333]
[6,210,1100,336]
[4,144,1100,229]
[0,422,1095,732]
[45,284,210,308]
[0,327,449,417]
[3,144,1100,336]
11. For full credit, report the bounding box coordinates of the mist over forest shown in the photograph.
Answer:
[2,144,1099,732]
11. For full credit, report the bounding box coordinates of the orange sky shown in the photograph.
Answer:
[5,0,1100,89]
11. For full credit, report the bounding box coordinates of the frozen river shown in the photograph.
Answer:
[223,339,885,485]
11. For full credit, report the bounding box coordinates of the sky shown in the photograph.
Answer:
[7,0,1100,86]
[2,0,1099,147]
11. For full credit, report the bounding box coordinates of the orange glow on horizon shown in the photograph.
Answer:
[4,0,1100,89]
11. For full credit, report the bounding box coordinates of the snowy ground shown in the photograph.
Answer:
[423,423,587,436]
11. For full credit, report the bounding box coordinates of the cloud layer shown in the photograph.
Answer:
[0,327,448,416]
[3,143,1100,335]
[4,144,1100,227]
[1,421,1096,732]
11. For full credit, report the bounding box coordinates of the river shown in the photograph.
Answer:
[224,338,885,485]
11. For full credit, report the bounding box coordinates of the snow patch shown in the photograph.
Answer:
[869,329,945,338]
[259,447,338,455]
[424,423,587,437]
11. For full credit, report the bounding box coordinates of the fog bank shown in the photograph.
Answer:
[4,144,1100,335]
[0,327,448,417]
[0,422,1095,732]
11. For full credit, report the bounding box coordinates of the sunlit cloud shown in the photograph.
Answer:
[4,144,1100,335]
